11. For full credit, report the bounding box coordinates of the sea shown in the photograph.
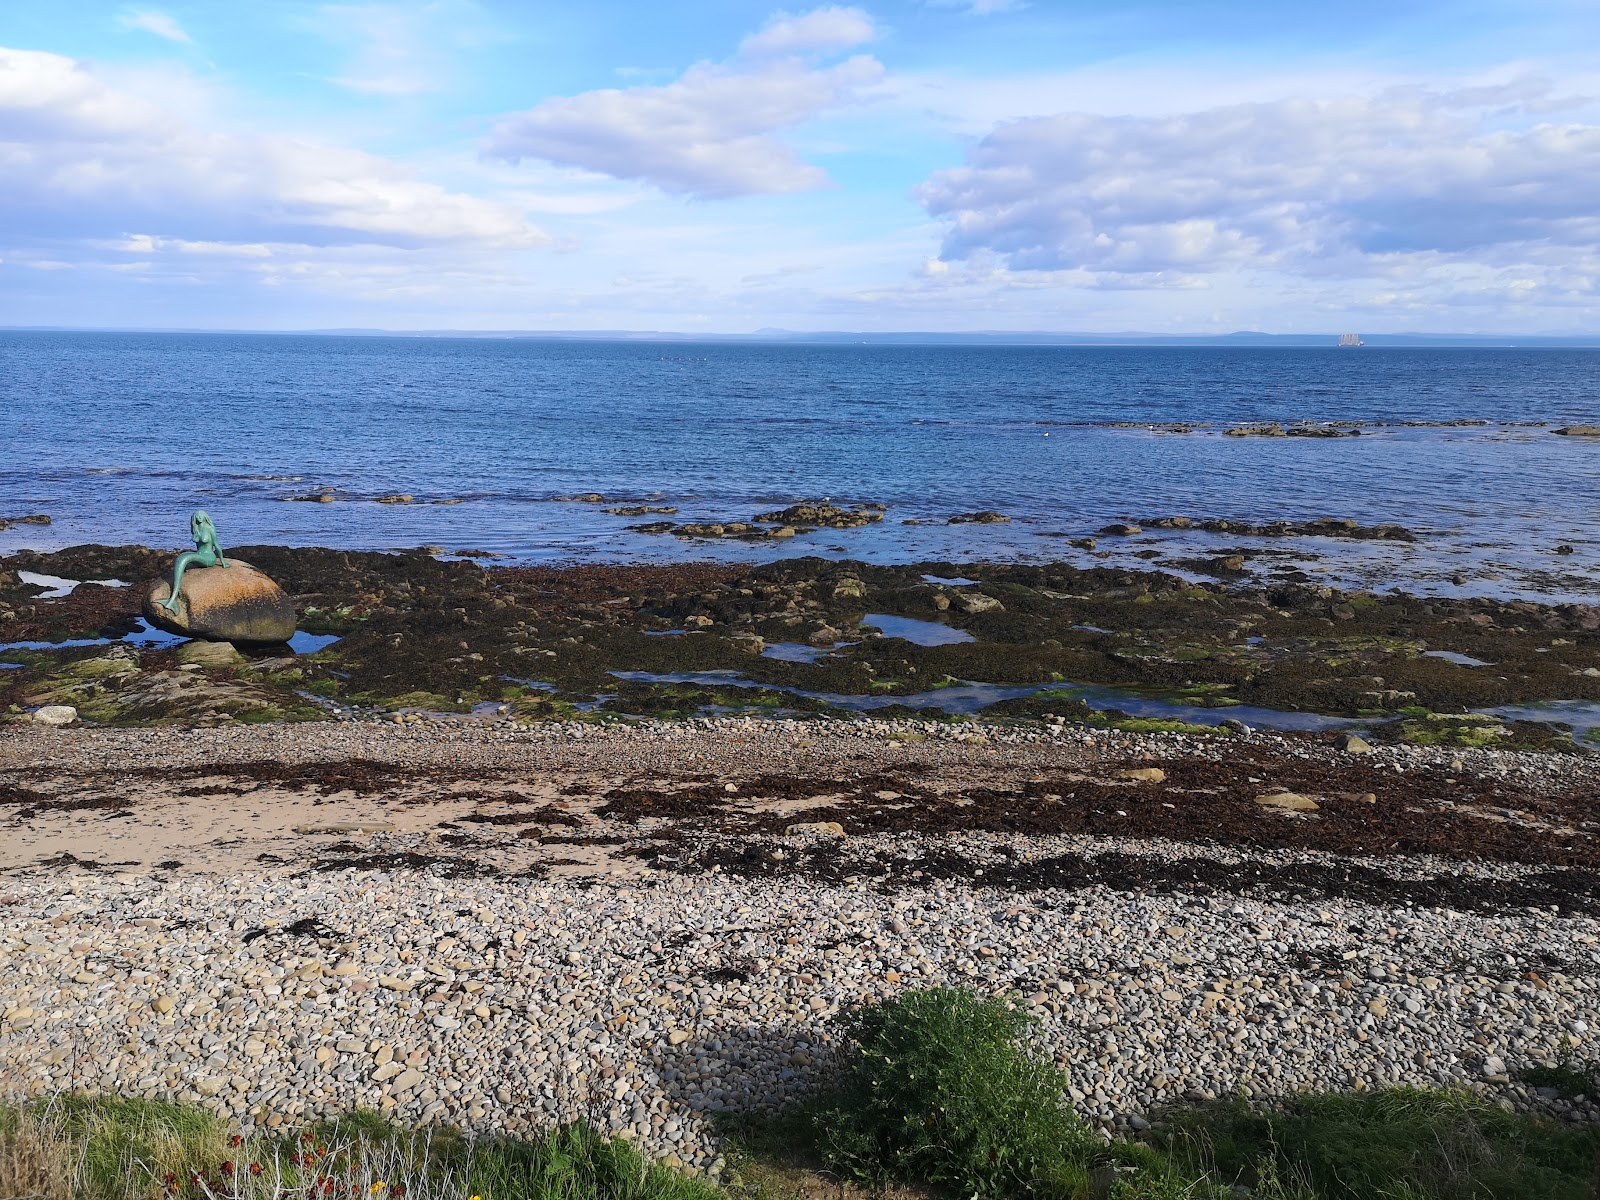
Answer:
[3,331,1597,601]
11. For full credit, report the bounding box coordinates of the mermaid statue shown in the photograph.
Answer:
[159,510,230,613]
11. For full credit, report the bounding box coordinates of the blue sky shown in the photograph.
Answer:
[1,0,1597,333]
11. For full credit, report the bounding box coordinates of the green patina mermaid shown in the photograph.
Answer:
[159,510,230,613]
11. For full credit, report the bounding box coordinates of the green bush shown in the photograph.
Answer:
[806,987,1099,1198]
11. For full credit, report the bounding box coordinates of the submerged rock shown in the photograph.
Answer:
[948,511,1010,524]
[754,504,882,528]
[144,558,296,644]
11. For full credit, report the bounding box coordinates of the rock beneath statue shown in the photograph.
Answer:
[176,640,245,668]
[143,559,296,644]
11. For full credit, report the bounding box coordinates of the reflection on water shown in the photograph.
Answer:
[1424,650,1493,667]
[862,613,976,646]
[760,642,839,663]
[0,621,339,657]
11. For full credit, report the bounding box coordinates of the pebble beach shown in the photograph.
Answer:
[4,718,1599,1172]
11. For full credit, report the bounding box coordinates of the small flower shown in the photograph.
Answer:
[230,1134,244,1148]
[370,1183,387,1194]
[222,1161,235,1175]
[251,1163,264,1177]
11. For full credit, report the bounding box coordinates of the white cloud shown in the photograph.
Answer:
[484,7,883,199]
[0,45,546,249]
[917,81,1600,290]
[117,10,194,45]
[739,7,876,58]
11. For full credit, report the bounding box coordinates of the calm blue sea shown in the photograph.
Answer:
[2,331,1597,599]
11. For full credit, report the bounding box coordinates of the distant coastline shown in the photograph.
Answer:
[4,325,1600,348]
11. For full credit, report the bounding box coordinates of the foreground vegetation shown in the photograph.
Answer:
[4,989,1597,1200]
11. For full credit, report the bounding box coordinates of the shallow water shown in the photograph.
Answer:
[860,613,975,647]
[4,333,1598,600]
[607,669,1362,729]
[0,622,338,657]
[1423,650,1494,667]
[1476,700,1600,739]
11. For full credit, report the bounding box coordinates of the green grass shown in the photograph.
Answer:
[1,1098,720,1200]
[1163,1087,1600,1199]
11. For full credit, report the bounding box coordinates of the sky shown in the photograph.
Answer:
[2,0,1599,334]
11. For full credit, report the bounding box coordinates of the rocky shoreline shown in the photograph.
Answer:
[3,547,1597,743]
[3,544,1598,1171]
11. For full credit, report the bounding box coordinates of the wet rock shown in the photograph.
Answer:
[1100,523,1143,536]
[374,495,413,504]
[767,526,798,539]
[808,625,842,647]
[144,559,297,644]
[177,641,245,668]
[1335,732,1374,754]
[1285,426,1361,438]
[0,514,51,531]
[32,704,77,727]
[1554,545,1575,555]
[931,594,950,611]
[1552,425,1600,436]
[753,504,881,528]
[605,505,678,516]
[282,491,336,503]
[948,511,1010,524]
[955,593,1004,615]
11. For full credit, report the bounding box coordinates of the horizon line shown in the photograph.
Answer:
[4,325,1600,345]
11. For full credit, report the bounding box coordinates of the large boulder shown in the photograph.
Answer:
[143,559,296,643]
